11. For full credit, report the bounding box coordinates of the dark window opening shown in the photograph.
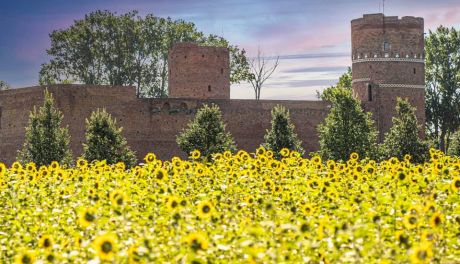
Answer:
[202,54,205,58]
[413,68,416,74]
[383,42,391,52]
[0,106,2,129]
[208,85,211,92]
[368,84,373,101]
[221,68,224,74]
[184,56,187,59]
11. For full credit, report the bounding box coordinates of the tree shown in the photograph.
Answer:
[176,104,236,159]
[0,80,11,91]
[381,98,428,163]
[248,48,279,100]
[17,90,73,166]
[39,10,250,98]
[318,67,352,100]
[318,87,378,161]
[262,105,304,158]
[82,109,137,167]
[425,26,460,152]
[447,129,460,156]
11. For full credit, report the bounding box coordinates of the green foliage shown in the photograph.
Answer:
[318,87,377,161]
[447,129,460,156]
[17,90,73,166]
[425,26,460,152]
[0,80,11,90]
[262,105,304,158]
[381,98,428,163]
[176,104,236,159]
[83,109,137,167]
[319,67,352,100]
[39,10,250,98]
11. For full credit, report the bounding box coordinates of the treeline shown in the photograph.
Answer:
[17,87,429,168]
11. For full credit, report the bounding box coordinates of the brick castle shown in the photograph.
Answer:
[0,14,425,164]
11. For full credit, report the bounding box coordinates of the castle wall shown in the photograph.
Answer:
[168,43,230,99]
[0,85,330,165]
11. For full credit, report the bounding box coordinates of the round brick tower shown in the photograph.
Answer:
[351,14,425,141]
[168,42,230,99]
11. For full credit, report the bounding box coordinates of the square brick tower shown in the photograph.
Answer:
[351,14,425,141]
[168,42,230,99]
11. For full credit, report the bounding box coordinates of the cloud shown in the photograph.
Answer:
[283,66,348,74]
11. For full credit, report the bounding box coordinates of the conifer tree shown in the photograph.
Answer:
[448,129,460,156]
[262,105,304,158]
[18,90,73,166]
[381,98,428,163]
[176,104,236,159]
[83,108,137,167]
[318,87,378,161]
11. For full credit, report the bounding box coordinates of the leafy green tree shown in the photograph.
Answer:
[0,80,11,90]
[176,104,236,159]
[39,10,250,98]
[18,90,73,166]
[447,129,460,156]
[381,98,428,163]
[262,105,304,158]
[318,67,352,100]
[83,109,137,167]
[318,87,378,161]
[425,26,460,152]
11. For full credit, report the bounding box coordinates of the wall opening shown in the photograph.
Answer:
[368,84,373,102]
[221,68,224,74]
[383,41,391,52]
[0,106,2,129]
[184,56,187,59]
[413,68,416,74]
[208,85,211,92]
[202,54,205,58]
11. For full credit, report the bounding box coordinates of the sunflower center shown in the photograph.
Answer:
[44,238,51,248]
[101,241,113,253]
[171,201,178,208]
[455,180,460,188]
[202,205,210,213]
[417,250,427,260]
[409,216,417,225]
[85,212,95,222]
[22,255,31,264]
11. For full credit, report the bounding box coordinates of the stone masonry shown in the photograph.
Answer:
[0,14,425,164]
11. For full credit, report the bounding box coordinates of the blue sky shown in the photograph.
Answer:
[0,0,459,99]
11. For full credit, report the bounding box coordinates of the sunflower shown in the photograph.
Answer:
[38,235,53,250]
[350,152,359,161]
[0,162,6,176]
[403,214,418,230]
[190,150,201,160]
[451,177,460,192]
[93,233,117,261]
[78,207,96,228]
[429,212,442,229]
[302,203,316,216]
[280,148,290,157]
[76,158,88,168]
[256,147,266,157]
[110,190,127,207]
[14,250,36,264]
[410,243,433,264]
[166,196,181,211]
[197,200,214,219]
[185,233,208,252]
[153,168,169,182]
[128,245,144,264]
[144,153,156,164]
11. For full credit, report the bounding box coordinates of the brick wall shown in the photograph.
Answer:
[0,85,330,165]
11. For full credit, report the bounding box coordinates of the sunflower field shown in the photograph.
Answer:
[0,148,459,263]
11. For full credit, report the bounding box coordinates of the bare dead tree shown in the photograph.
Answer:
[248,48,279,100]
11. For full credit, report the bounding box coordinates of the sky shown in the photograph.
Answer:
[0,0,459,100]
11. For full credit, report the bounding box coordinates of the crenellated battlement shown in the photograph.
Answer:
[351,13,423,29]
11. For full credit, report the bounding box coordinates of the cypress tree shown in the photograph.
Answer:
[18,90,73,166]
[318,87,378,161]
[83,108,137,167]
[176,104,236,159]
[381,98,428,163]
[262,105,304,158]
